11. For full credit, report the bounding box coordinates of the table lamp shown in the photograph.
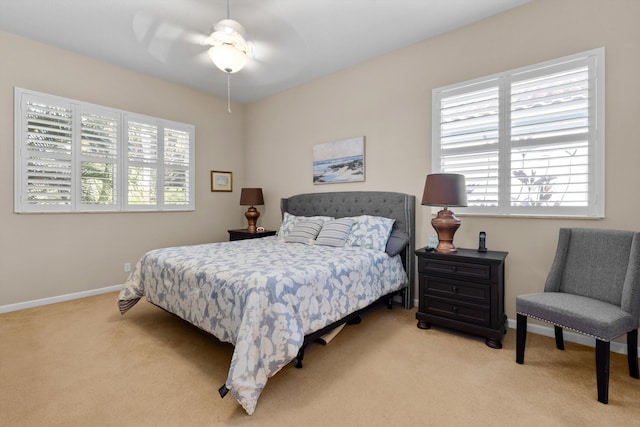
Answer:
[421,174,467,253]
[239,188,264,233]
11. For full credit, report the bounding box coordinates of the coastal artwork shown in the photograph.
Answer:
[313,136,365,184]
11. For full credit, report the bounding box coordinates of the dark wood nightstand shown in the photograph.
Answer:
[415,247,508,349]
[228,229,277,241]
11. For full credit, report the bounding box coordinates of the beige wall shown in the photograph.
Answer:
[245,0,640,319]
[0,31,246,306]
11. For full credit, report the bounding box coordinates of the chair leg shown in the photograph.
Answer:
[516,314,527,364]
[628,329,639,379]
[554,325,565,350]
[595,339,610,404]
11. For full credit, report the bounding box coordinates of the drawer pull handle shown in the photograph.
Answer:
[452,286,458,293]
[452,266,458,272]
[452,306,458,312]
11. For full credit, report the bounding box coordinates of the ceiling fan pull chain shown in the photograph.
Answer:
[227,73,232,114]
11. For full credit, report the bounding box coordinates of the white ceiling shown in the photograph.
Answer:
[0,0,531,104]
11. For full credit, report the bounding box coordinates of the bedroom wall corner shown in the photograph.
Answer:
[243,0,640,322]
[0,30,246,306]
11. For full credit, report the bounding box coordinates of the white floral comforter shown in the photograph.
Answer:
[117,236,408,415]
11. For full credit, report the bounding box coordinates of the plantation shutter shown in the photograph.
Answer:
[19,95,73,211]
[510,59,591,210]
[126,118,159,208]
[15,88,195,213]
[432,48,603,217]
[80,109,119,208]
[163,126,191,206]
[436,82,501,208]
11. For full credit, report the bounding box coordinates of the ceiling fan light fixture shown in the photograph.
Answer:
[206,19,249,73]
[207,1,249,114]
[208,43,248,73]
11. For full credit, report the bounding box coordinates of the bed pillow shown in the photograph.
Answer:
[277,212,333,240]
[385,228,410,257]
[277,212,298,239]
[315,218,355,247]
[285,218,325,244]
[346,215,396,252]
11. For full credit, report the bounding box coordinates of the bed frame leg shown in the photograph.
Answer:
[294,346,305,369]
[218,384,229,398]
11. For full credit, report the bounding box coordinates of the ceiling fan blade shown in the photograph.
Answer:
[132,10,207,62]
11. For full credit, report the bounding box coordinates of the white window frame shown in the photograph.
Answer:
[14,88,195,213]
[432,48,605,218]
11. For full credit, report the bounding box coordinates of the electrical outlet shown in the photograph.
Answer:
[124,263,131,273]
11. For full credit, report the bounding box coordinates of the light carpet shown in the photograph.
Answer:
[1,292,639,426]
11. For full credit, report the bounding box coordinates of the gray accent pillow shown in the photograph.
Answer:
[385,228,410,257]
[315,218,355,247]
[285,218,325,244]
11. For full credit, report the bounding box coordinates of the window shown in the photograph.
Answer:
[14,88,195,213]
[432,48,604,217]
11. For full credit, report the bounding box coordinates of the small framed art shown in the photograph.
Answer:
[211,170,233,192]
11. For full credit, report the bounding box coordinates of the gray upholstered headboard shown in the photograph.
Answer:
[281,191,415,309]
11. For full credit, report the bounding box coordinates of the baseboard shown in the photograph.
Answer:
[0,285,122,314]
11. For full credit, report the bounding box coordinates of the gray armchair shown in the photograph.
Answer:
[516,228,640,404]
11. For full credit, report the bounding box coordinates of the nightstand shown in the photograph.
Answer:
[228,229,276,241]
[415,247,508,349]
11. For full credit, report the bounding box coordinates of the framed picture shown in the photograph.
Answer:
[313,136,365,184]
[211,170,233,192]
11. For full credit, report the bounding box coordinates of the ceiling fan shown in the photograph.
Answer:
[202,0,255,113]
[133,0,306,107]
[203,5,251,75]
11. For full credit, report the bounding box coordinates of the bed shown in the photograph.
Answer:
[118,191,415,414]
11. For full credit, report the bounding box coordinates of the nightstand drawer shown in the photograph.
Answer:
[424,297,490,327]
[424,277,490,305]
[418,258,491,281]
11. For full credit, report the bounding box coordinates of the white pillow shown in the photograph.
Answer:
[346,215,396,252]
[315,218,355,247]
[285,218,325,244]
